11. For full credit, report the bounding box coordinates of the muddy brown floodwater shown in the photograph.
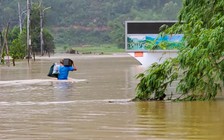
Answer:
[0,54,224,140]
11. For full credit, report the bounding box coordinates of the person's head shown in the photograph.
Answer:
[60,59,64,65]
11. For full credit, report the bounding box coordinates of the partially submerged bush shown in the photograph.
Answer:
[134,58,178,101]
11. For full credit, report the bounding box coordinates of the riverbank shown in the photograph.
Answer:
[35,52,131,60]
[55,44,125,55]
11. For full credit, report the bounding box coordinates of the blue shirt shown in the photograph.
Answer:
[58,66,74,80]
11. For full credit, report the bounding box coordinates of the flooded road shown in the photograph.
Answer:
[0,54,224,140]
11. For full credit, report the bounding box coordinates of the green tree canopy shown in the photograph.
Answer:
[3,2,55,65]
[135,0,224,101]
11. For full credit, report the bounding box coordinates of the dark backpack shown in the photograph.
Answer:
[47,63,58,78]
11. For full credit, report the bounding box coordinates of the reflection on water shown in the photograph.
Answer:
[52,82,75,102]
[0,54,224,140]
[135,101,224,140]
[53,81,73,91]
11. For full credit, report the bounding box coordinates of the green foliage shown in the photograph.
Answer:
[43,29,55,53]
[73,44,124,54]
[10,38,26,59]
[8,27,26,60]
[8,26,20,44]
[1,1,55,60]
[26,2,55,55]
[174,0,224,100]
[135,58,178,101]
[135,0,224,101]
[55,44,124,54]
[108,19,125,48]
[54,28,110,46]
[0,0,182,48]
[30,3,41,53]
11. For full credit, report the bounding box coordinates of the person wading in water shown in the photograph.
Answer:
[48,58,77,80]
[57,58,77,80]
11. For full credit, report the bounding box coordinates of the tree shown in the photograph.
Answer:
[8,26,20,44]
[0,1,55,66]
[134,0,224,101]
[27,2,54,56]
[10,37,26,66]
[43,29,55,55]
[108,18,125,48]
[0,24,10,65]
[7,26,26,66]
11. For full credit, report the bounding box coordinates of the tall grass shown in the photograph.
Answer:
[55,44,125,54]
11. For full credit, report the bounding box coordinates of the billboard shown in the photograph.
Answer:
[125,21,184,52]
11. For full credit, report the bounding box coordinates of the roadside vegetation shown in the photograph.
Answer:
[134,0,224,101]
[55,44,124,55]
[0,3,55,65]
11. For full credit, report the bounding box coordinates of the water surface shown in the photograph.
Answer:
[0,54,223,140]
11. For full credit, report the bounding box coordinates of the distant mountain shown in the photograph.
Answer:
[0,0,182,47]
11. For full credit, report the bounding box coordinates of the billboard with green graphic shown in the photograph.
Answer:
[125,21,184,51]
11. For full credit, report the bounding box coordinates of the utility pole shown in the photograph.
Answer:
[27,0,31,61]
[18,0,22,33]
[40,1,50,56]
[4,23,10,66]
[40,2,43,56]
[18,0,27,34]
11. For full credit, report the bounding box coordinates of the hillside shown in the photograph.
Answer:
[0,0,182,48]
